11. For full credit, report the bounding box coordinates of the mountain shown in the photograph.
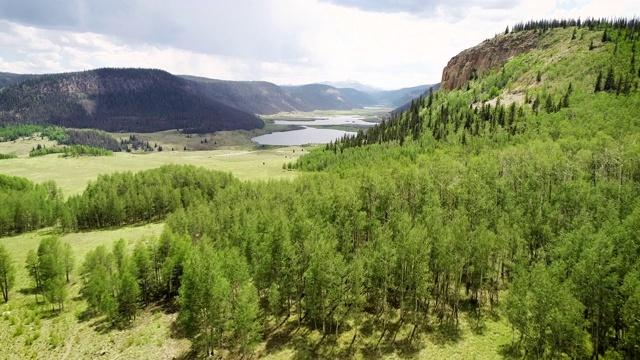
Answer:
[0,72,38,88]
[373,84,438,108]
[441,30,539,90]
[182,76,300,115]
[392,83,441,113]
[0,68,438,127]
[183,76,370,114]
[319,80,383,93]
[280,84,363,111]
[336,87,378,106]
[321,80,440,107]
[0,68,263,133]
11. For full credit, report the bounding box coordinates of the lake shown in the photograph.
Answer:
[252,127,356,146]
[252,115,375,146]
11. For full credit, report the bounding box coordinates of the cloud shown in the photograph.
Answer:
[1,0,640,89]
[318,0,523,19]
[0,0,312,63]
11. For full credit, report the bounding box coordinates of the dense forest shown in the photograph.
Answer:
[1,18,640,359]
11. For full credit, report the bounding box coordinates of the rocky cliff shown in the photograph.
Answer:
[441,31,539,91]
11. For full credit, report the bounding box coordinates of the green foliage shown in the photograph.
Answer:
[0,124,64,142]
[506,263,586,358]
[64,164,238,230]
[278,20,640,358]
[0,175,62,236]
[29,144,113,157]
[0,244,16,302]
[29,237,70,310]
[0,153,17,159]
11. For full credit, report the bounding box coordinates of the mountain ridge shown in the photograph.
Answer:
[0,68,264,133]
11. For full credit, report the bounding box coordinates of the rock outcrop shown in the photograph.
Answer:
[441,31,539,91]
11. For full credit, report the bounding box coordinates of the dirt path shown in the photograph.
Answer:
[61,325,82,360]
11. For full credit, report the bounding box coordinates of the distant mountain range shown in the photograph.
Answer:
[0,68,438,133]
[319,80,383,93]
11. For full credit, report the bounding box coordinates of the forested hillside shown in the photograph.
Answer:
[291,18,640,358]
[2,17,640,359]
[0,68,263,133]
[0,72,37,88]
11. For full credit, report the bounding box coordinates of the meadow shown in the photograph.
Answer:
[0,136,302,196]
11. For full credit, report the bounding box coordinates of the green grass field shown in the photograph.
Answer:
[0,136,303,196]
[0,224,193,360]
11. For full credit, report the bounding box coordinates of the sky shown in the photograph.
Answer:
[0,0,639,89]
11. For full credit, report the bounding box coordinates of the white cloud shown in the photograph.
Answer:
[0,0,639,89]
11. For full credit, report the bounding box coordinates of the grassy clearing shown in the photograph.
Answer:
[258,305,513,359]
[0,136,58,157]
[0,224,192,360]
[111,122,293,152]
[0,141,303,196]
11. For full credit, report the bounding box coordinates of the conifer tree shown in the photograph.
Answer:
[604,66,616,91]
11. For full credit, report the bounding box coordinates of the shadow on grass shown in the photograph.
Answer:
[429,321,463,345]
[498,342,523,359]
[18,286,38,296]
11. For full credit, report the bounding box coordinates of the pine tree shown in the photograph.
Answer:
[595,70,603,92]
[604,66,616,91]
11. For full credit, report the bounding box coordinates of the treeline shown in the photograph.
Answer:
[0,124,123,151]
[0,153,17,159]
[61,129,121,151]
[29,144,113,157]
[0,175,62,236]
[0,124,66,142]
[119,135,160,152]
[0,165,237,236]
[511,17,640,33]
[63,165,238,230]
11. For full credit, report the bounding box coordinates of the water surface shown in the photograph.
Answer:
[252,127,356,146]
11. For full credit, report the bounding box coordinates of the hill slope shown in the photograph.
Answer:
[295,19,640,359]
[0,72,38,88]
[181,76,301,114]
[183,76,374,114]
[0,68,263,133]
[281,84,364,111]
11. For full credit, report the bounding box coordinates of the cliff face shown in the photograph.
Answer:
[441,31,539,91]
